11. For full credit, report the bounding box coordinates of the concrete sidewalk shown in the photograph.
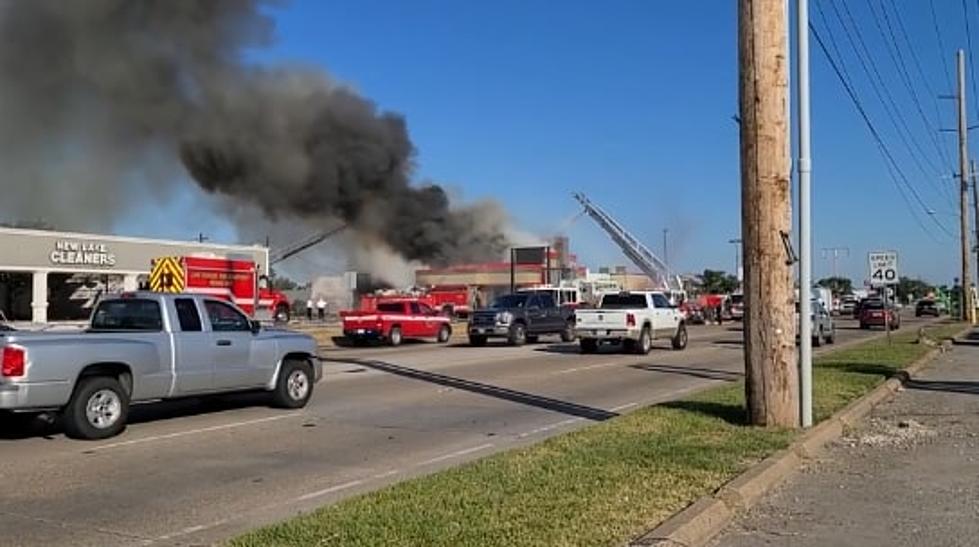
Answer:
[711,338,979,547]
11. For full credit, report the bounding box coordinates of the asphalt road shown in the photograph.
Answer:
[0,315,927,546]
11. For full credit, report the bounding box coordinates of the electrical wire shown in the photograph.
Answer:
[824,0,957,208]
[811,22,952,241]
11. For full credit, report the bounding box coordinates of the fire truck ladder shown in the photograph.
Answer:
[572,192,682,292]
[269,224,347,265]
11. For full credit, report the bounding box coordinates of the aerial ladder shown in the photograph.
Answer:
[269,224,347,265]
[572,193,684,296]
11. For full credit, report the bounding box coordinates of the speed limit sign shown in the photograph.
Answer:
[868,251,898,287]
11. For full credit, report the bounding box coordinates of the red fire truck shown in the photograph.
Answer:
[149,255,292,321]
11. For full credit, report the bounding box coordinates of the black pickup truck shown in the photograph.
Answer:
[468,292,575,346]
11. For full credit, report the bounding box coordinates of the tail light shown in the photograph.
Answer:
[2,345,25,377]
[626,313,636,327]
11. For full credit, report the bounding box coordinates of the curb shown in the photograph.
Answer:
[629,323,971,547]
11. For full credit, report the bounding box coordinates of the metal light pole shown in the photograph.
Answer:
[729,238,743,282]
[663,228,670,271]
[796,0,814,428]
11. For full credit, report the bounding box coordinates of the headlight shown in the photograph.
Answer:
[496,311,513,324]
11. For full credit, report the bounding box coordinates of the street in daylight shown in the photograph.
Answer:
[0,1,978,547]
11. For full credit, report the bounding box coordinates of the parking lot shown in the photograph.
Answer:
[0,314,929,546]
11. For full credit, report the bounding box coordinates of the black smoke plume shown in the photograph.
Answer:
[0,1,508,266]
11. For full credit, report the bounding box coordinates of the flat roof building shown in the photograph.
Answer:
[0,227,267,323]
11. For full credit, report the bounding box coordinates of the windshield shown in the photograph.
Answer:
[492,294,529,309]
[377,302,405,313]
[730,294,744,305]
[863,301,884,310]
[600,293,647,309]
[91,299,163,331]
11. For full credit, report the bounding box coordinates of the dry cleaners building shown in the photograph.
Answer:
[0,227,268,323]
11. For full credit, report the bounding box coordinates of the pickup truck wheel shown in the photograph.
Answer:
[580,338,598,354]
[635,326,652,355]
[560,322,576,342]
[813,328,823,347]
[388,326,403,347]
[671,323,688,350]
[272,359,314,409]
[437,324,451,343]
[826,327,836,344]
[508,323,526,346]
[526,335,539,344]
[469,335,487,347]
[63,376,129,440]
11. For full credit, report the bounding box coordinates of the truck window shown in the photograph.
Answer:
[418,303,435,315]
[91,299,163,331]
[377,302,405,313]
[652,294,671,309]
[410,302,422,315]
[599,293,648,309]
[537,294,556,308]
[174,298,203,332]
[492,294,529,309]
[204,300,251,332]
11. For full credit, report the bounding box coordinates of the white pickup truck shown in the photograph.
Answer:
[575,291,688,354]
[0,292,320,439]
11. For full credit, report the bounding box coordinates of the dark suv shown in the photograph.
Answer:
[915,299,940,317]
[468,292,575,346]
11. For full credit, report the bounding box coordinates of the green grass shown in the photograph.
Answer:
[230,322,965,547]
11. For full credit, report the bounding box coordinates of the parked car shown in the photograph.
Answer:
[859,299,901,330]
[575,291,688,354]
[840,295,858,315]
[795,299,835,346]
[468,292,575,346]
[342,299,451,346]
[729,292,744,320]
[915,299,941,317]
[0,293,320,440]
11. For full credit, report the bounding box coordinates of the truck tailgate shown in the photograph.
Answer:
[576,309,631,330]
[342,313,382,330]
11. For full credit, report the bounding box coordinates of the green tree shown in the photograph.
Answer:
[700,269,739,294]
[816,276,852,296]
[895,277,934,301]
[268,268,300,291]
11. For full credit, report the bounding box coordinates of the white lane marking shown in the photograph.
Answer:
[295,479,365,502]
[180,525,206,534]
[373,469,399,480]
[517,417,583,439]
[552,361,620,375]
[89,413,304,452]
[610,402,638,412]
[418,443,495,466]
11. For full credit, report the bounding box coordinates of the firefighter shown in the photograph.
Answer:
[316,296,327,320]
[306,297,314,321]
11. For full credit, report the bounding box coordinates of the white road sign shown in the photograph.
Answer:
[868,251,898,286]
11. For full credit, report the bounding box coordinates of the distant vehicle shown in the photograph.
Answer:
[342,299,452,346]
[915,299,941,317]
[574,291,688,354]
[840,295,858,315]
[729,292,744,320]
[468,292,575,346]
[518,286,581,308]
[811,287,833,316]
[859,299,901,330]
[149,256,293,322]
[796,299,836,346]
[0,293,320,440]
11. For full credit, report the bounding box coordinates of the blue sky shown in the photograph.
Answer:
[118,1,979,285]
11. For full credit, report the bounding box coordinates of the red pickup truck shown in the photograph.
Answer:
[341,299,452,346]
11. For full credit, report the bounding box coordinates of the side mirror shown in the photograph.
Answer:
[250,320,262,334]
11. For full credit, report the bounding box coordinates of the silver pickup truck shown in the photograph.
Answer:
[0,293,320,439]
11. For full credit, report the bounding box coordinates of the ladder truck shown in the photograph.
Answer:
[572,193,686,306]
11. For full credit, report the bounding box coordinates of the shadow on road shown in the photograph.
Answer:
[0,391,276,441]
[334,358,619,421]
[628,363,742,381]
[659,400,747,425]
[905,379,979,395]
[712,339,744,348]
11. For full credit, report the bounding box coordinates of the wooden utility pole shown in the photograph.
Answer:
[738,0,798,427]
[972,159,978,294]
[957,50,974,323]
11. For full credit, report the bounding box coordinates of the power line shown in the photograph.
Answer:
[810,21,952,241]
[931,0,955,93]
[890,0,954,169]
[964,0,979,122]
[824,0,956,208]
[866,0,945,174]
